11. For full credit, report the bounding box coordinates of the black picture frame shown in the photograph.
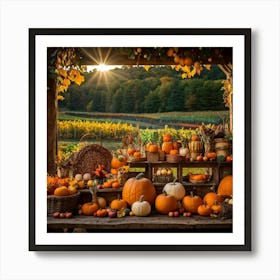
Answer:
[29,28,251,251]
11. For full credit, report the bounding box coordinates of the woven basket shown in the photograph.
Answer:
[72,144,112,175]
[153,174,174,184]
[166,154,185,163]
[47,192,80,215]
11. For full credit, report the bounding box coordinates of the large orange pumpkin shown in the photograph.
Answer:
[155,191,178,214]
[162,142,174,154]
[217,175,233,197]
[122,173,156,206]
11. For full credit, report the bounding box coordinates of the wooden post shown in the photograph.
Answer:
[47,77,58,175]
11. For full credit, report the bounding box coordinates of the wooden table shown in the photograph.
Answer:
[47,214,232,233]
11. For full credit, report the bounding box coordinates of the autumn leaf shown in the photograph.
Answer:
[188,68,196,78]
[62,78,71,87]
[57,94,65,101]
[58,68,68,79]
[181,73,187,79]
[74,73,85,86]
[181,65,191,73]
[144,65,151,72]
[175,65,181,71]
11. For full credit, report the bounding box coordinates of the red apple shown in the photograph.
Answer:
[65,212,73,219]
[53,212,60,218]
[196,155,203,161]
[108,210,117,218]
[173,211,180,217]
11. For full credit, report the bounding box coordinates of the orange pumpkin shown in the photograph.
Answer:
[211,203,222,214]
[110,168,119,175]
[81,202,99,216]
[133,151,141,158]
[103,181,112,188]
[112,181,121,188]
[111,155,127,169]
[146,143,152,151]
[217,175,233,197]
[163,133,172,142]
[122,173,156,207]
[54,186,69,196]
[169,149,179,155]
[203,192,224,207]
[110,197,127,210]
[162,142,174,154]
[147,144,159,153]
[206,152,217,159]
[191,135,199,141]
[96,208,108,217]
[155,191,178,215]
[197,203,212,216]
[182,193,203,214]
[127,147,136,156]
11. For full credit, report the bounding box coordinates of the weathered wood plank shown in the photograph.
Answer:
[47,214,232,232]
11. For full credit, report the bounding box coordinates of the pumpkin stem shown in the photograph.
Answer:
[139,195,145,202]
[172,178,177,184]
[136,173,145,180]
[163,190,168,196]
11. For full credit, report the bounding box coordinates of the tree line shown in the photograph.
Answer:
[59,65,227,113]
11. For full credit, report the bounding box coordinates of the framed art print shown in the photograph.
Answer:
[29,28,251,251]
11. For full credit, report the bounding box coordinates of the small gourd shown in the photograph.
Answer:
[131,195,151,217]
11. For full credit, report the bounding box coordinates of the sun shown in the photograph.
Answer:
[88,64,118,72]
[97,64,110,72]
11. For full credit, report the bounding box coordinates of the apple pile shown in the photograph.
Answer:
[154,168,173,176]
[52,212,73,219]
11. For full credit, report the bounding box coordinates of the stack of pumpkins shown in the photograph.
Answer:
[78,172,233,218]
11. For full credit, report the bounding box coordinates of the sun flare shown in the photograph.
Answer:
[88,64,118,72]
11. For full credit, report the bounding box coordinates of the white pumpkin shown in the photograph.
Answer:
[163,180,186,200]
[83,173,91,181]
[179,147,189,157]
[131,195,151,217]
[74,173,83,181]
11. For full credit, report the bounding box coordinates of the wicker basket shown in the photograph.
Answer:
[166,154,185,163]
[72,144,112,175]
[153,174,174,184]
[47,192,80,215]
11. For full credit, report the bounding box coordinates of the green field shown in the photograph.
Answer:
[59,110,229,129]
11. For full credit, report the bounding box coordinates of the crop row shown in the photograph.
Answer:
[57,120,197,143]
